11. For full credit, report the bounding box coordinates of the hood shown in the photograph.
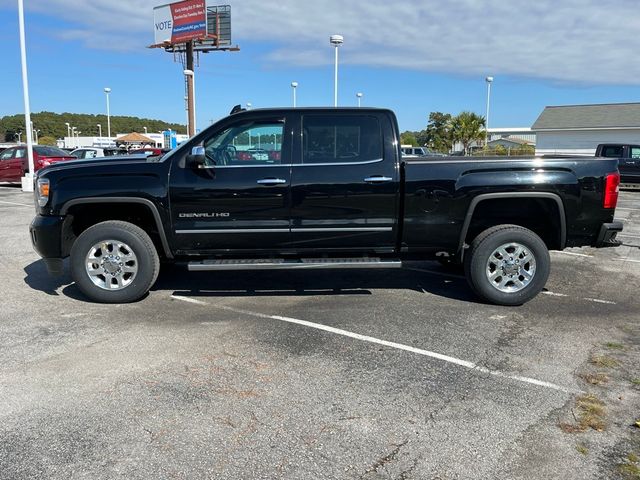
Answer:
[38,154,161,176]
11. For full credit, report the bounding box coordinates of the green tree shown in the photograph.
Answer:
[451,111,486,155]
[0,112,186,142]
[37,135,57,146]
[400,131,418,146]
[424,112,453,153]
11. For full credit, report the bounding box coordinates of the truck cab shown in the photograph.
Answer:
[596,143,640,186]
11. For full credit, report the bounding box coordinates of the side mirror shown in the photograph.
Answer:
[186,146,206,167]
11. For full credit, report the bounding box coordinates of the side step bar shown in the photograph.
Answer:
[188,258,402,272]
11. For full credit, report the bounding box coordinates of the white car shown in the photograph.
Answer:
[71,148,106,159]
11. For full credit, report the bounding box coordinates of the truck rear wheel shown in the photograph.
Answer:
[70,221,160,303]
[464,225,550,306]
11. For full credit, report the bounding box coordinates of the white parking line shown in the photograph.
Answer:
[617,258,640,264]
[616,207,640,212]
[583,298,617,305]
[551,251,593,258]
[0,200,32,207]
[542,291,569,298]
[171,294,578,394]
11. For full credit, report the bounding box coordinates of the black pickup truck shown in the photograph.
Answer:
[30,107,623,306]
[595,143,640,187]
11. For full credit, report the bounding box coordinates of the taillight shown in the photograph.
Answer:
[603,172,620,209]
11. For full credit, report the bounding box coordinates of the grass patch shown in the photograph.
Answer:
[619,454,640,479]
[581,373,609,386]
[559,395,607,433]
[631,379,640,386]
[591,355,620,369]
[576,444,588,455]
[605,342,625,350]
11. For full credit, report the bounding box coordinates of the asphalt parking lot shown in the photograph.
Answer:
[1,184,639,480]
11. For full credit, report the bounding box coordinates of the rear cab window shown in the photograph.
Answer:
[601,146,624,157]
[302,115,383,164]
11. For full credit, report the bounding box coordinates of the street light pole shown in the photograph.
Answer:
[356,92,363,107]
[330,35,344,107]
[18,0,34,191]
[184,69,196,136]
[104,87,112,139]
[97,124,102,138]
[291,82,298,107]
[485,76,494,147]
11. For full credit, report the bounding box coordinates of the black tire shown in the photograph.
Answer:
[464,224,550,306]
[70,221,160,303]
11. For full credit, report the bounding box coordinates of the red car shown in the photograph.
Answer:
[0,146,76,182]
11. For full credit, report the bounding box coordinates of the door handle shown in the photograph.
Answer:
[257,178,287,185]
[364,176,393,184]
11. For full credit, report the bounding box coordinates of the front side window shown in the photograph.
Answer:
[203,121,284,167]
[302,115,382,164]
[15,148,25,159]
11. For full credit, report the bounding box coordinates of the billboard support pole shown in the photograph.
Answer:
[185,41,196,137]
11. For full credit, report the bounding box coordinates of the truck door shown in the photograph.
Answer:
[169,114,293,252]
[621,146,640,183]
[288,113,399,252]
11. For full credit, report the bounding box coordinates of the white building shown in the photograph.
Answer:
[487,127,536,144]
[533,103,640,156]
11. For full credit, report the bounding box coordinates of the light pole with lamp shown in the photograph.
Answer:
[104,87,112,139]
[71,127,76,148]
[97,124,102,138]
[16,131,22,144]
[143,126,148,135]
[34,129,40,144]
[330,35,344,107]
[18,0,34,191]
[184,95,189,135]
[291,82,298,107]
[183,69,196,136]
[356,92,363,107]
[485,76,494,147]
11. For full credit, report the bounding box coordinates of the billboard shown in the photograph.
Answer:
[154,0,207,45]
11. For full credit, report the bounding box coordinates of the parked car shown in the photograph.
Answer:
[31,107,622,306]
[71,148,127,159]
[401,146,447,157]
[0,146,76,183]
[595,143,640,186]
[127,148,166,157]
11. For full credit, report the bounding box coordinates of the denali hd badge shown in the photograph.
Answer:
[179,213,230,218]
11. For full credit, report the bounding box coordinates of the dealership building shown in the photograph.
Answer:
[533,103,640,156]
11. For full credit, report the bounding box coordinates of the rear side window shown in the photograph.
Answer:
[631,147,640,159]
[302,115,382,164]
[601,146,623,157]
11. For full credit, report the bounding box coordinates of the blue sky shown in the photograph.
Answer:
[1,0,640,132]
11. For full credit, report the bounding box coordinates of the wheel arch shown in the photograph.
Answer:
[457,192,567,259]
[60,197,173,259]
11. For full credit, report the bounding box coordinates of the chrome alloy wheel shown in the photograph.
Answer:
[485,242,536,293]
[85,240,138,291]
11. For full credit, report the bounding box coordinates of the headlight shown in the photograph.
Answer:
[37,178,50,207]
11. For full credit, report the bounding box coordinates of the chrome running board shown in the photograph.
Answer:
[187,258,402,271]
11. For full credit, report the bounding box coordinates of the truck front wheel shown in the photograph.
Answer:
[70,221,160,303]
[464,225,550,306]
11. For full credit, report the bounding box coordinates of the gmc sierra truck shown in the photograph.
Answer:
[595,143,640,187]
[30,107,623,306]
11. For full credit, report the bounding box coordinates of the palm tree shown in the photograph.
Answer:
[451,111,486,155]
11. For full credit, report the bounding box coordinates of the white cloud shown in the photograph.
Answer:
[14,0,640,84]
